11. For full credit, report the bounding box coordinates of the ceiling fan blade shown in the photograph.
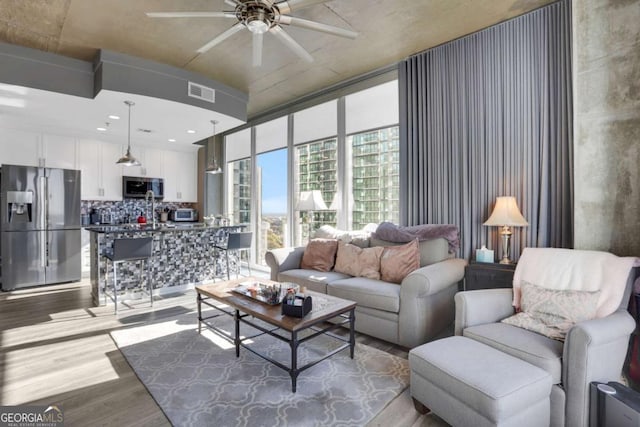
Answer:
[252,32,264,67]
[275,0,326,15]
[146,12,235,18]
[269,25,313,63]
[197,22,245,54]
[278,15,357,39]
[224,0,241,6]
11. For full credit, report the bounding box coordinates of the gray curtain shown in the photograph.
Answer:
[399,0,573,261]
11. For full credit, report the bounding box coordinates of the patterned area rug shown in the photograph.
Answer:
[111,311,410,427]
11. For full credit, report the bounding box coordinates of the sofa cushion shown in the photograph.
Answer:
[300,238,338,272]
[334,242,384,280]
[464,323,564,384]
[370,237,449,267]
[502,281,600,341]
[380,239,420,284]
[328,277,400,313]
[278,269,351,294]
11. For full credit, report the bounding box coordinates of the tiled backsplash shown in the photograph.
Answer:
[82,200,196,224]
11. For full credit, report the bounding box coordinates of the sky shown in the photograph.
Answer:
[258,149,288,215]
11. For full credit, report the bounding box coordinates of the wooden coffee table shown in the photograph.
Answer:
[195,277,356,392]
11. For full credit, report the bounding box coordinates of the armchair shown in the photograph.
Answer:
[455,248,639,427]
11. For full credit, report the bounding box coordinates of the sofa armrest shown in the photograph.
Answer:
[401,258,467,296]
[398,258,466,347]
[454,289,515,336]
[563,309,636,427]
[264,246,305,281]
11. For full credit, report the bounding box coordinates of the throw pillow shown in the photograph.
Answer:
[380,239,420,284]
[334,241,384,280]
[300,239,339,272]
[502,281,601,341]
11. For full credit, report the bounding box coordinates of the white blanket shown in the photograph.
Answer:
[513,248,639,318]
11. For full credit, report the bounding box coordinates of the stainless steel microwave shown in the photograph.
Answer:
[170,208,198,222]
[122,176,164,199]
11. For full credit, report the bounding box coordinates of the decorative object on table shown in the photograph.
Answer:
[232,281,282,305]
[282,292,312,318]
[205,120,222,174]
[483,196,528,264]
[475,245,494,263]
[137,212,147,224]
[116,100,141,167]
[295,190,327,241]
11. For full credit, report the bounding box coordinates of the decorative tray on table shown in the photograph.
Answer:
[231,281,284,305]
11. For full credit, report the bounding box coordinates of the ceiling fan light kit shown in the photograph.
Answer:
[147,0,357,67]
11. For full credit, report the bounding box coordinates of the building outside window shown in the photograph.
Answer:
[229,158,251,224]
[294,138,337,244]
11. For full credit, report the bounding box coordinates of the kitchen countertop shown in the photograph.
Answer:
[85,222,245,234]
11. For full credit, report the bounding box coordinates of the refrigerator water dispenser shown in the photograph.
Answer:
[7,191,33,223]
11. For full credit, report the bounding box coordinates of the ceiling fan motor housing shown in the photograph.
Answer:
[237,0,278,33]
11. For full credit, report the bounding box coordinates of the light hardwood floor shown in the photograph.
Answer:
[0,277,444,426]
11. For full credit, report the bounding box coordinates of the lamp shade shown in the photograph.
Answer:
[296,190,328,211]
[483,196,528,227]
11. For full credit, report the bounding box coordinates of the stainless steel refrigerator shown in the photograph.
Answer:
[1,165,81,290]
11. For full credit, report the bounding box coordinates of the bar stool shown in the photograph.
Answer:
[215,231,252,280]
[103,237,154,314]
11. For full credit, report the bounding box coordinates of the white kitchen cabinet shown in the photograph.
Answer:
[0,128,43,166]
[41,134,78,169]
[0,129,78,169]
[101,143,124,200]
[123,146,164,178]
[77,139,123,200]
[162,150,198,202]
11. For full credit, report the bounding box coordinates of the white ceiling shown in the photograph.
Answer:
[0,84,244,150]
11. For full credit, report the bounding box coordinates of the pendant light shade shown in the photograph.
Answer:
[206,119,222,174]
[116,100,141,167]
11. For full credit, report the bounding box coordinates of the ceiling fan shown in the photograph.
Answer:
[147,0,358,67]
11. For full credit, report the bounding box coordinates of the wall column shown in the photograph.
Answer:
[573,0,640,256]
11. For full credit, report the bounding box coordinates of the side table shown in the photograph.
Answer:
[464,261,516,291]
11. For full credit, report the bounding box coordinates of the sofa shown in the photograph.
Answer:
[265,227,467,348]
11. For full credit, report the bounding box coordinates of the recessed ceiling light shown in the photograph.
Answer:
[168,138,176,142]
[97,127,107,132]
[108,115,120,120]
[187,130,196,134]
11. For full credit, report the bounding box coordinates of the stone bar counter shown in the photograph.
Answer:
[86,223,245,306]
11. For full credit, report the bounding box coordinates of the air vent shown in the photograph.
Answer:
[188,82,216,104]
[137,128,153,133]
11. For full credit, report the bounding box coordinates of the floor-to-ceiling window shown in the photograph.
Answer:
[293,100,338,245]
[345,81,400,229]
[255,117,288,265]
[223,75,399,268]
[226,129,252,227]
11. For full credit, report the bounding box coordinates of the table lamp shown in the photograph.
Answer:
[483,196,528,264]
[296,190,328,239]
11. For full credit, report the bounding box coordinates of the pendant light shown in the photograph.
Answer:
[116,100,141,167]
[205,119,222,174]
